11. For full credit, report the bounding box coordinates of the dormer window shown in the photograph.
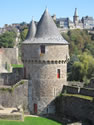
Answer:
[40,45,45,54]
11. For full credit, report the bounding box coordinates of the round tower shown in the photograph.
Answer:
[22,9,69,115]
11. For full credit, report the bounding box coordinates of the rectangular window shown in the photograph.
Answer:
[41,45,45,54]
[57,69,60,78]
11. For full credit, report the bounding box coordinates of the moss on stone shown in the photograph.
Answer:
[62,93,93,101]
[0,87,13,93]
[13,80,25,88]
[0,80,26,93]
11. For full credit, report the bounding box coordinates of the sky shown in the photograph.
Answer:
[0,0,94,27]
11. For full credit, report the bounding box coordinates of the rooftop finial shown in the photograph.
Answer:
[45,6,48,12]
[32,16,34,21]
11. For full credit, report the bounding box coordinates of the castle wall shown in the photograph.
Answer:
[28,79,67,114]
[63,85,94,97]
[0,80,29,114]
[55,95,94,124]
[22,44,69,114]
[0,48,18,64]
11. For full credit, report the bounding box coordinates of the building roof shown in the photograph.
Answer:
[82,16,94,20]
[23,9,68,45]
[56,18,69,22]
[26,18,36,40]
[35,8,62,38]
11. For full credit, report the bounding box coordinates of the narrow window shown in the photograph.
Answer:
[40,45,45,54]
[57,69,60,78]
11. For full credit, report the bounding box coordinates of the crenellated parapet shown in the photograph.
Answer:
[22,59,69,64]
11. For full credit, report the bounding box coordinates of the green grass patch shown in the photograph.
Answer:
[62,93,93,101]
[0,116,62,125]
[11,64,24,68]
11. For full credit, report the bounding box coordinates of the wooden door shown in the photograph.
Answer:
[34,103,37,114]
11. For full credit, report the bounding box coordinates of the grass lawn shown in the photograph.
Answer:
[11,64,24,68]
[0,116,62,125]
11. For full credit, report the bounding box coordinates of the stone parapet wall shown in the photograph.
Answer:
[68,81,84,88]
[62,85,94,97]
[0,80,29,114]
[0,113,23,121]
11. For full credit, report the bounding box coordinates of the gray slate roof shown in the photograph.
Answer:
[23,9,68,45]
[26,19,36,39]
[36,8,62,38]
[56,18,69,22]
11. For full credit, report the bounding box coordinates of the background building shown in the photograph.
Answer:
[82,16,94,29]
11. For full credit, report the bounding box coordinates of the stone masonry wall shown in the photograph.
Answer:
[29,79,67,114]
[0,48,18,64]
[63,85,94,97]
[22,44,69,115]
[0,80,29,114]
[55,95,94,124]
[0,68,24,86]
[22,44,69,61]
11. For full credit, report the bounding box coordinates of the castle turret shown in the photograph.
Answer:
[73,8,79,26]
[22,9,69,115]
[26,18,36,40]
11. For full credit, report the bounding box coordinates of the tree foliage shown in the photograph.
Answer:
[0,31,16,48]
[63,29,94,84]
[20,28,28,41]
[68,52,94,83]
[62,29,91,55]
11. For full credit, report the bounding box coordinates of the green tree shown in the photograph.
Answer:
[68,53,94,83]
[0,31,16,48]
[62,29,91,55]
[20,28,28,41]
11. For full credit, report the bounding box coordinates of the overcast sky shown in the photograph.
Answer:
[0,0,94,27]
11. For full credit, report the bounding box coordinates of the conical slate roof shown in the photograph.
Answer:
[35,8,61,38]
[23,9,68,45]
[26,19,36,40]
[74,8,78,17]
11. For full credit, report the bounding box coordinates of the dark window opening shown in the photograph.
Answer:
[24,67,26,79]
[57,69,60,78]
[40,45,45,54]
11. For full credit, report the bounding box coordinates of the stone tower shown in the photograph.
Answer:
[22,9,69,115]
[73,8,79,26]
